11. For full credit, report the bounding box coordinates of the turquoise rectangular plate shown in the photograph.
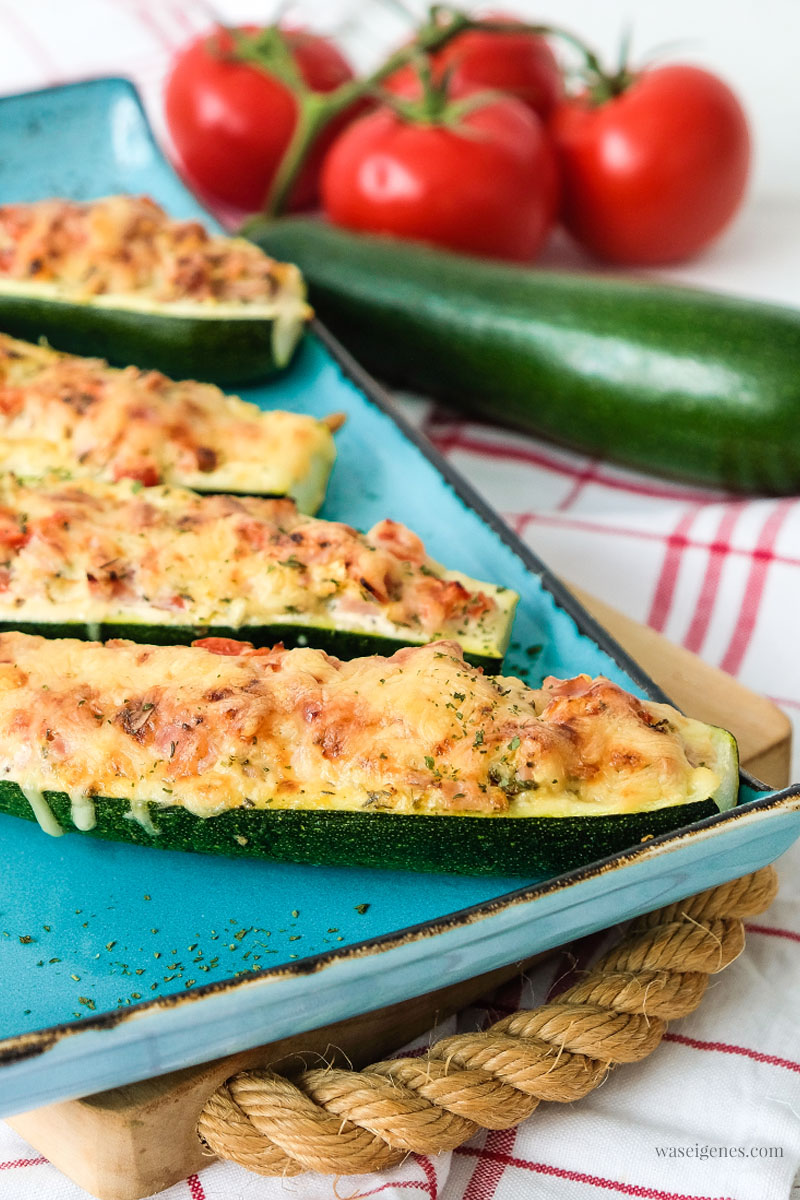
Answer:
[1,78,799,1118]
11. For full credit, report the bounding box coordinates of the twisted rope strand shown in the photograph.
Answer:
[197,865,778,1178]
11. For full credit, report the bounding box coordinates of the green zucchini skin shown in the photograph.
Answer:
[0,294,301,385]
[246,218,800,494]
[0,621,502,673]
[0,781,718,876]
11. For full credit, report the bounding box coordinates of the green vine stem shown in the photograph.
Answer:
[225,8,630,216]
[228,7,551,217]
[377,55,507,129]
[547,26,637,104]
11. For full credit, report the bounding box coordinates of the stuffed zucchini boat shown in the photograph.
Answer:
[0,633,738,875]
[0,333,336,511]
[0,195,310,382]
[0,476,516,669]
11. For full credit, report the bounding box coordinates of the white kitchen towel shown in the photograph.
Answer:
[0,2,799,1198]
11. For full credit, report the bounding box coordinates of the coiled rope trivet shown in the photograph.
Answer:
[197,865,777,1178]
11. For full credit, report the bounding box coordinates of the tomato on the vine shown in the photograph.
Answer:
[164,26,355,216]
[551,64,751,264]
[386,14,561,119]
[321,94,559,262]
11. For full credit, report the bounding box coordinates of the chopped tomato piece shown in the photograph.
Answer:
[0,508,28,552]
[367,518,426,566]
[193,636,254,656]
[113,462,161,487]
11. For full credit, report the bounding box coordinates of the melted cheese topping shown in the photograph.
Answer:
[0,195,303,307]
[0,334,334,508]
[0,477,513,653]
[0,634,731,825]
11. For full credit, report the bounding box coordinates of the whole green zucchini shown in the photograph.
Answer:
[246,218,800,493]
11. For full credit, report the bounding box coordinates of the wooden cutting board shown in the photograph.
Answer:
[8,588,792,1200]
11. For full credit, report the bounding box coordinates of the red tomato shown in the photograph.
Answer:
[387,15,562,119]
[165,26,355,215]
[321,98,559,262]
[550,65,751,264]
